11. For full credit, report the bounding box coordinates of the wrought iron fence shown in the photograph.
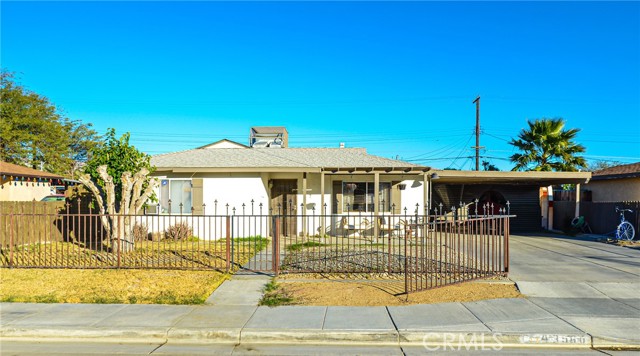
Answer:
[1,200,511,294]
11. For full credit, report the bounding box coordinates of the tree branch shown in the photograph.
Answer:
[128,168,148,214]
[78,172,111,237]
[97,165,116,216]
[133,177,158,214]
[120,171,133,215]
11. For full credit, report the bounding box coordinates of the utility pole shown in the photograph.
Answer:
[472,96,482,171]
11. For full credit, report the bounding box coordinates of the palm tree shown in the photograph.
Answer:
[510,118,586,171]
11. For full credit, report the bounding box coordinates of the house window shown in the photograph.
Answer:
[160,179,192,214]
[342,182,391,212]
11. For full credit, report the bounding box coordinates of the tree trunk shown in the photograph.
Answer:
[80,165,158,254]
[111,214,135,253]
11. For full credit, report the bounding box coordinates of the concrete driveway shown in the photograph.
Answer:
[508,233,640,346]
[509,233,640,283]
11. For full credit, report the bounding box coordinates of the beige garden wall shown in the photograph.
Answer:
[587,177,640,202]
[0,180,53,202]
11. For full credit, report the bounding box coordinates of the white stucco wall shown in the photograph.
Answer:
[203,176,269,215]
[150,172,427,238]
[400,179,425,215]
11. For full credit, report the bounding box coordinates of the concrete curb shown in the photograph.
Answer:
[591,336,640,350]
[239,329,399,345]
[401,331,592,349]
[0,327,169,343]
[167,327,241,344]
[1,327,604,349]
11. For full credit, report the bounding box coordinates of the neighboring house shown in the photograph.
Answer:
[150,127,591,234]
[0,161,64,201]
[587,162,640,202]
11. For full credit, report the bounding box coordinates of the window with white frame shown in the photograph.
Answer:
[160,179,192,214]
[342,182,391,212]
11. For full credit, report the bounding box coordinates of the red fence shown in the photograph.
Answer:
[1,202,511,294]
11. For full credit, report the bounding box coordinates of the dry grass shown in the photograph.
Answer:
[0,268,228,304]
[610,240,640,249]
[267,279,522,306]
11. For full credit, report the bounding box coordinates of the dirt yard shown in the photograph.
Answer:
[270,277,521,306]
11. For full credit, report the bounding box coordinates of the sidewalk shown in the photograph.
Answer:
[2,234,639,350]
[2,292,639,350]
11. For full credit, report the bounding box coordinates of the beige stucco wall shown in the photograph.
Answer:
[0,179,54,201]
[587,177,640,202]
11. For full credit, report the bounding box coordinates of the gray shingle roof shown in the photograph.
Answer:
[151,147,423,170]
[592,162,640,180]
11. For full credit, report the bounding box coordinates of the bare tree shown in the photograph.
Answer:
[79,165,158,252]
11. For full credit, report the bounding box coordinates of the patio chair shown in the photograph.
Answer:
[384,218,409,238]
[571,216,593,234]
[340,216,357,236]
[400,219,417,239]
[378,217,392,237]
[340,217,371,237]
[359,218,372,238]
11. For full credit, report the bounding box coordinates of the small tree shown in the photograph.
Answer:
[79,129,158,252]
[482,160,500,171]
[587,160,623,172]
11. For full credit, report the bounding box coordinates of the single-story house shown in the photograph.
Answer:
[150,127,591,235]
[0,161,65,201]
[151,127,431,237]
[586,162,640,202]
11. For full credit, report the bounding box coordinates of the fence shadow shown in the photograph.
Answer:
[54,192,108,251]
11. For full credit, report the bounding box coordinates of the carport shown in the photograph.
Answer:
[429,170,592,232]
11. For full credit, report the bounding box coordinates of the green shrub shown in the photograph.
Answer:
[259,279,294,307]
[34,294,59,303]
[286,241,326,252]
[93,296,124,304]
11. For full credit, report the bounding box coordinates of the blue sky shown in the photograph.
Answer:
[2,1,639,170]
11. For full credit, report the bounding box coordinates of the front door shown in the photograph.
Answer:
[271,179,297,236]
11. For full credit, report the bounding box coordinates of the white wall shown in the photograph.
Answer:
[400,179,425,215]
[150,172,428,237]
[203,176,269,215]
[203,176,270,238]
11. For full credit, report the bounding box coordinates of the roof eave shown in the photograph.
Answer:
[154,167,322,174]
[591,173,640,181]
[431,170,592,185]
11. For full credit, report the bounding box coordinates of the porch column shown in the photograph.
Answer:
[302,172,308,236]
[548,185,554,230]
[374,172,380,238]
[575,183,581,218]
[423,173,429,215]
[320,171,325,237]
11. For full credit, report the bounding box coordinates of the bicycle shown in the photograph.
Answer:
[614,207,636,241]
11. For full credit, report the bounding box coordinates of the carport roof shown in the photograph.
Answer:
[432,170,591,185]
